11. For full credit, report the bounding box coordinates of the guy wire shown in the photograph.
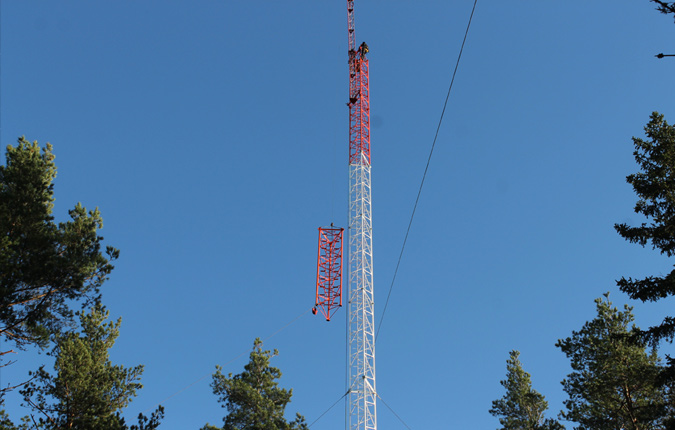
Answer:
[375,0,479,342]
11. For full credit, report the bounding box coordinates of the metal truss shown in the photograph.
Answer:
[347,157,376,430]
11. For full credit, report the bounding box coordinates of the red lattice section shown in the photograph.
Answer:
[348,47,370,165]
[314,226,344,321]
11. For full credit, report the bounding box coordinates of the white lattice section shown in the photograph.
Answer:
[347,154,376,430]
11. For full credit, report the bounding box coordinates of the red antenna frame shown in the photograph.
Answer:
[314,226,344,321]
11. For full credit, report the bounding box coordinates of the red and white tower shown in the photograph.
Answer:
[346,1,376,429]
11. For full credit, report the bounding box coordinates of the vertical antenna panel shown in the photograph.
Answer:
[315,227,345,321]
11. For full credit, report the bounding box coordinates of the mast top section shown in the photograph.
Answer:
[347,1,356,53]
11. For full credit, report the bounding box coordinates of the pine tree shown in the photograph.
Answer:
[556,294,667,430]
[490,350,563,430]
[0,137,119,358]
[206,338,308,430]
[19,303,162,429]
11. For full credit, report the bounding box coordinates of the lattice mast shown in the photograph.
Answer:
[346,1,376,430]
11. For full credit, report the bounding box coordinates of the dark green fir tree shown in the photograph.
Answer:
[615,113,675,346]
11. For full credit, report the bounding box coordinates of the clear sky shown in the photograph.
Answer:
[2,1,675,429]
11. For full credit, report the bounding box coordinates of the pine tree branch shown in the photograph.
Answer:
[651,0,675,15]
[0,377,31,394]
[24,389,56,425]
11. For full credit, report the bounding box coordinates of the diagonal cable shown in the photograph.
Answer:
[378,393,413,430]
[308,391,349,428]
[376,0,479,342]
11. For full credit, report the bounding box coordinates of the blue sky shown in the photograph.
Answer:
[2,1,675,429]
